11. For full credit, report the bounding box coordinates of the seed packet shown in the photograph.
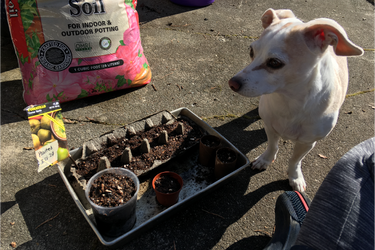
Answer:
[26,101,69,172]
[6,0,151,105]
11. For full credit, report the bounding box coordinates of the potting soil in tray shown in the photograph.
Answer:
[72,111,205,188]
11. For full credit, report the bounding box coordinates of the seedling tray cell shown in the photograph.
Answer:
[57,108,250,248]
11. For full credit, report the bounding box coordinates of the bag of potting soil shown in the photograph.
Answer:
[6,0,151,105]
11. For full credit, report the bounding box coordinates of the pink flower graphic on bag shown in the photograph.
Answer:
[20,58,38,88]
[21,58,41,105]
[123,6,140,45]
[80,74,116,95]
[77,57,121,96]
[33,67,82,103]
[116,45,145,81]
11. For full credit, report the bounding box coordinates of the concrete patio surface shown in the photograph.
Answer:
[1,0,374,249]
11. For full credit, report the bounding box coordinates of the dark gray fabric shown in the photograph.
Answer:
[290,246,315,250]
[293,137,374,250]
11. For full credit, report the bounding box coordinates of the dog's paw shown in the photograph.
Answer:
[289,176,306,192]
[251,156,273,170]
[288,167,306,192]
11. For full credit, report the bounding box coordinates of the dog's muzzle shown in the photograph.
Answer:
[228,77,242,92]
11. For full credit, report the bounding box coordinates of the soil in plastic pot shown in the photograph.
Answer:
[89,173,136,206]
[88,173,137,236]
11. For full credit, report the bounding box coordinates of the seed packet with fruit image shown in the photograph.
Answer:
[26,101,69,172]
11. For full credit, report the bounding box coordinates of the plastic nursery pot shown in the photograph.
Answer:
[170,0,215,7]
[199,134,221,167]
[152,171,183,207]
[214,147,238,180]
[85,168,140,237]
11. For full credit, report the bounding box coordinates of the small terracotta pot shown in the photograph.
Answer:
[199,134,221,167]
[152,171,183,207]
[214,147,238,180]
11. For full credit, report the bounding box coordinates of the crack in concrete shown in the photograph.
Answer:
[164,27,259,40]
[63,117,126,126]
[202,113,261,121]
[0,109,125,127]
[346,88,374,98]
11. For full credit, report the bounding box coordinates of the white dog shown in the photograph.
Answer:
[228,9,363,192]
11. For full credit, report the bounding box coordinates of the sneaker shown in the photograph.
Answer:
[263,191,311,250]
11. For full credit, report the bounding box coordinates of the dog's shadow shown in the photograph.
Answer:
[155,170,291,250]
[147,110,282,250]
[214,108,267,154]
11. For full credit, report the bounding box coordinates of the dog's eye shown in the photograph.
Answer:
[266,58,284,69]
[250,47,254,59]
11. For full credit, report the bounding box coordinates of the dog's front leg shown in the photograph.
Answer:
[252,123,280,170]
[288,141,316,192]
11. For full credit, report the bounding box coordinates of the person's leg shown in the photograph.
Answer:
[292,137,374,250]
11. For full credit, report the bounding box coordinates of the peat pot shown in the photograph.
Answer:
[214,147,238,180]
[152,171,183,207]
[199,134,221,167]
[85,168,140,237]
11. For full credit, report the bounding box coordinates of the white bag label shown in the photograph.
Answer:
[37,0,129,58]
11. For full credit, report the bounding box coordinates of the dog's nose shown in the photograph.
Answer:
[228,78,241,92]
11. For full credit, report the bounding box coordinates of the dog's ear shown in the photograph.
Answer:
[303,18,364,56]
[261,9,296,29]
